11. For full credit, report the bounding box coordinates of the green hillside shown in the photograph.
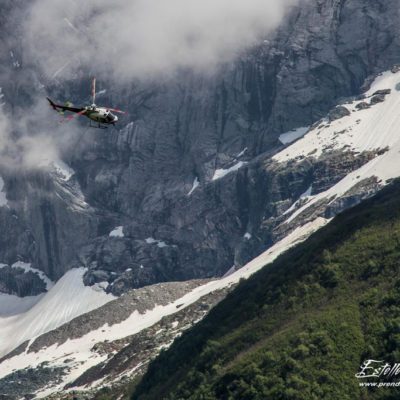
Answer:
[131,179,400,400]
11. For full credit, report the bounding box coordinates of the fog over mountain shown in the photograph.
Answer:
[23,0,300,80]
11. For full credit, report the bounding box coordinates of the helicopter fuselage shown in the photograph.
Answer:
[84,106,118,125]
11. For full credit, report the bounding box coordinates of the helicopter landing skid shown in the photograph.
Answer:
[89,121,108,129]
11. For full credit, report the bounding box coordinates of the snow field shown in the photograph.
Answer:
[0,268,115,359]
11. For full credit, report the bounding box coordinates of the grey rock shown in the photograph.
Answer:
[64,286,231,393]
[372,89,391,96]
[355,102,370,110]
[328,106,351,122]
[391,65,400,73]
[355,94,367,100]
[82,269,110,286]
[370,94,386,104]
[0,265,46,297]
[27,279,208,354]
[0,365,66,400]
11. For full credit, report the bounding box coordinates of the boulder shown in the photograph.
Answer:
[355,102,370,111]
[328,106,351,122]
[370,94,386,105]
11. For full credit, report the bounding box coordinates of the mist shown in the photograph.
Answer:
[24,0,299,81]
[0,0,300,171]
[0,99,82,170]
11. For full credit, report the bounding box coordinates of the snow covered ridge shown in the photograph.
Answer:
[0,217,328,397]
[272,70,400,226]
[275,70,400,162]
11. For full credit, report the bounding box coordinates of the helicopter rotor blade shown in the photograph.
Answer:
[60,109,86,123]
[105,107,126,114]
[91,77,96,105]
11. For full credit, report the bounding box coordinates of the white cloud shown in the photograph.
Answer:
[0,99,82,170]
[23,0,299,81]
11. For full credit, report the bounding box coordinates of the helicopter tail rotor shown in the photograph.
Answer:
[59,101,71,115]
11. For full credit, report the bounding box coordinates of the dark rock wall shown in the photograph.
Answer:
[0,0,399,290]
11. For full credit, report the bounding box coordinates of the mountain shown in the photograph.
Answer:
[2,0,400,398]
[2,67,400,399]
[131,178,400,400]
[1,0,400,294]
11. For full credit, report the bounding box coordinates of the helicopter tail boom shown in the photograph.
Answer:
[46,97,84,113]
[46,97,58,111]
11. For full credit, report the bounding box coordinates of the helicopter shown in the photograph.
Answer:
[46,78,126,128]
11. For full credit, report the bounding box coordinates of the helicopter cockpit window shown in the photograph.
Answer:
[106,113,115,122]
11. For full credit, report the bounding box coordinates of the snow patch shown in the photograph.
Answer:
[109,226,124,238]
[237,147,248,158]
[187,177,200,196]
[300,185,312,198]
[279,126,309,145]
[222,265,236,277]
[212,161,247,181]
[51,160,75,181]
[171,321,179,328]
[0,267,115,358]
[145,237,174,248]
[92,281,109,291]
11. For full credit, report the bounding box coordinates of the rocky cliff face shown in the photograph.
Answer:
[2,1,400,398]
[1,0,400,294]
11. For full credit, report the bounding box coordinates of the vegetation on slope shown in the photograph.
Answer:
[130,179,400,400]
